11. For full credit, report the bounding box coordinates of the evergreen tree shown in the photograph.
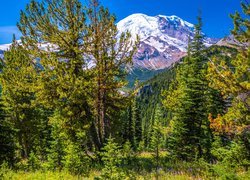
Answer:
[150,105,164,171]
[122,81,142,149]
[17,0,137,151]
[163,15,212,160]
[47,123,66,170]
[85,0,137,149]
[0,39,49,160]
[0,78,15,165]
[131,98,142,149]
[190,13,205,55]
[99,137,125,179]
[17,0,92,150]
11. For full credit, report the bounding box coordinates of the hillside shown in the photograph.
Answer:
[136,45,238,134]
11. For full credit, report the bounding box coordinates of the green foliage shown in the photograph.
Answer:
[0,93,15,165]
[136,67,176,148]
[230,2,250,43]
[207,2,250,171]
[63,142,90,175]
[211,137,250,171]
[0,0,249,179]
[211,163,239,180]
[98,137,126,179]
[126,68,164,88]
[150,105,164,170]
[121,141,134,166]
[0,39,50,160]
[163,15,214,161]
[131,98,142,149]
[28,151,40,171]
[17,0,137,151]
[47,123,66,170]
[86,1,137,148]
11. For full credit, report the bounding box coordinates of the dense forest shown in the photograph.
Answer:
[0,0,249,179]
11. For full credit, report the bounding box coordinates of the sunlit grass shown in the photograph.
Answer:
[1,169,250,180]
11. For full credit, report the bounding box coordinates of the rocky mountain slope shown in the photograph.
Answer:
[117,13,218,70]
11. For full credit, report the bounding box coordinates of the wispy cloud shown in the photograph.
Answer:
[0,26,22,44]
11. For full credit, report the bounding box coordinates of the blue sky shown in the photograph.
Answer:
[0,0,243,44]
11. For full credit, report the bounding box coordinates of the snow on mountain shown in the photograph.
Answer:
[0,41,57,59]
[0,13,218,70]
[117,13,194,42]
[117,13,217,70]
[0,43,12,59]
[0,43,12,51]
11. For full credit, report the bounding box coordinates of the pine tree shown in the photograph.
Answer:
[0,81,15,165]
[17,0,137,151]
[99,137,125,179]
[85,0,137,149]
[150,105,164,171]
[163,15,212,160]
[17,0,92,149]
[131,98,142,149]
[0,39,49,160]
[47,123,66,170]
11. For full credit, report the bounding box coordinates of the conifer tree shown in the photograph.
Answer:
[0,39,48,159]
[47,123,66,170]
[163,15,212,160]
[0,78,15,165]
[17,0,93,147]
[18,0,87,60]
[150,105,164,171]
[18,0,137,150]
[99,137,125,179]
[131,98,142,149]
[85,0,137,148]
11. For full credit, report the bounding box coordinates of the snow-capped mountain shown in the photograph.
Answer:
[0,41,22,59]
[0,43,12,59]
[0,13,218,70]
[117,13,217,70]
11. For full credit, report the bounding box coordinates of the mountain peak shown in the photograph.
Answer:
[117,13,216,70]
[117,13,195,42]
[0,14,217,70]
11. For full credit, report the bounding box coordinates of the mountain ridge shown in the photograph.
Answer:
[0,13,220,70]
[117,13,218,70]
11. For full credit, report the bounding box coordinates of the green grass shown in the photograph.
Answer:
[1,170,204,180]
[1,169,250,180]
[1,153,249,180]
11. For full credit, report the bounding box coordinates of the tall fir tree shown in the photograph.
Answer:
[131,97,142,149]
[163,15,212,160]
[100,137,125,179]
[150,105,164,171]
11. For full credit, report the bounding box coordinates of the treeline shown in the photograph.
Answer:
[0,0,249,179]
